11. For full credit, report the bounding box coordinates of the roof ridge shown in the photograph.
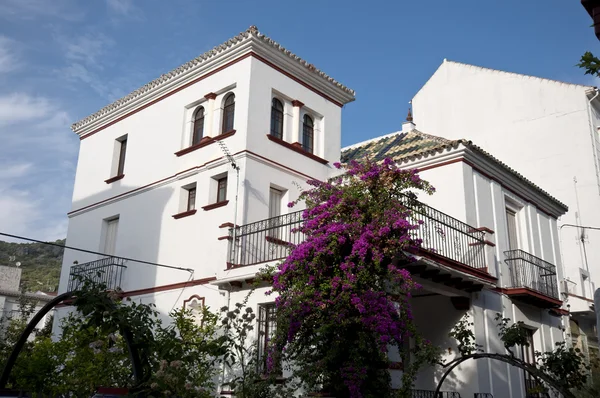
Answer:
[444,59,594,89]
[341,130,404,151]
[71,25,355,132]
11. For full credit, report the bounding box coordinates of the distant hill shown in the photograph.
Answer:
[0,240,64,293]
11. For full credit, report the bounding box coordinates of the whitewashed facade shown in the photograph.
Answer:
[56,28,568,397]
[412,59,600,370]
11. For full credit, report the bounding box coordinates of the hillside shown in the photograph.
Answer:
[0,240,64,293]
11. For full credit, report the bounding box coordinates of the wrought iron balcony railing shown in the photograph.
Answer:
[228,195,487,271]
[410,390,461,398]
[67,257,127,291]
[474,394,494,398]
[504,249,559,300]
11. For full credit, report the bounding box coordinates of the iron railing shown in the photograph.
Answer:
[399,195,487,270]
[228,196,487,270]
[410,390,461,398]
[228,210,305,267]
[474,394,494,398]
[67,257,127,291]
[504,249,559,299]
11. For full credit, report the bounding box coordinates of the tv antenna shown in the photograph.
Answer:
[217,140,240,263]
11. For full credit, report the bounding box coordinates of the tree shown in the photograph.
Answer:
[267,159,440,398]
[577,51,600,78]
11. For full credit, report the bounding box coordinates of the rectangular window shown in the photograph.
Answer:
[117,136,127,176]
[103,218,119,256]
[217,177,227,203]
[257,303,279,374]
[506,208,519,251]
[187,187,196,211]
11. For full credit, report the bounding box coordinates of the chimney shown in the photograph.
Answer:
[402,108,416,133]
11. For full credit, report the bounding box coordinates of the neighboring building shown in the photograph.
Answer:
[0,265,54,333]
[411,59,600,373]
[56,28,568,397]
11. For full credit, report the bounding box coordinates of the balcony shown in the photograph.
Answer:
[227,196,494,290]
[503,249,561,308]
[67,257,127,291]
[410,390,461,398]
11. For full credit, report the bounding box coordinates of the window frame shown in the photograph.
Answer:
[187,187,197,211]
[270,98,284,140]
[257,302,280,375]
[222,93,235,134]
[302,114,314,154]
[117,136,127,176]
[216,177,228,203]
[192,106,205,146]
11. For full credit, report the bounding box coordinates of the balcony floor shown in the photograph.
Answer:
[497,287,562,308]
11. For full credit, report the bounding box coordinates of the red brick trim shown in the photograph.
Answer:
[121,276,217,298]
[567,292,595,303]
[183,294,204,309]
[291,99,304,107]
[219,222,236,228]
[420,249,497,283]
[204,92,217,100]
[172,209,197,219]
[469,240,496,247]
[202,200,229,211]
[68,150,321,216]
[218,235,232,241]
[174,129,236,157]
[266,134,328,164]
[549,308,569,316]
[265,236,292,246]
[104,174,125,184]
[496,287,563,307]
[79,52,345,140]
[471,226,495,234]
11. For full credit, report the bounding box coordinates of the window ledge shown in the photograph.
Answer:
[175,129,236,157]
[202,200,229,211]
[172,209,197,219]
[266,134,328,165]
[105,174,125,184]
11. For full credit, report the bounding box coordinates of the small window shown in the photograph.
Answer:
[257,303,279,374]
[217,177,227,203]
[116,136,127,176]
[103,217,119,256]
[270,98,284,139]
[192,106,205,146]
[302,114,314,154]
[187,187,197,211]
[222,93,235,134]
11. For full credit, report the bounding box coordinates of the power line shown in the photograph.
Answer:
[0,232,194,273]
[559,223,600,231]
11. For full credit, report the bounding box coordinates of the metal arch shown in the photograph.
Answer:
[0,291,144,389]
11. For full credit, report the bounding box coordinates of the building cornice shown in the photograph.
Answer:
[72,26,355,138]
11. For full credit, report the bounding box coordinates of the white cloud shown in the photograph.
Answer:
[0,93,54,126]
[0,0,83,21]
[0,36,18,73]
[0,163,33,181]
[64,33,114,65]
[106,0,135,15]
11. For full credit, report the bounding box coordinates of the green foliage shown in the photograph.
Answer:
[448,315,482,356]
[577,51,600,78]
[537,342,591,392]
[0,239,64,292]
[494,313,530,356]
[220,293,299,398]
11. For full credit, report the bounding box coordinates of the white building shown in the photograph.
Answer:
[0,265,54,333]
[56,28,569,397]
[411,59,600,369]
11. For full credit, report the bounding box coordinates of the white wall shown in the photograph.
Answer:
[412,61,600,298]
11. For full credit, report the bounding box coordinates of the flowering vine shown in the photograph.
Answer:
[267,159,440,398]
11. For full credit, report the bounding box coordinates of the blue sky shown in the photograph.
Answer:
[0,0,597,241]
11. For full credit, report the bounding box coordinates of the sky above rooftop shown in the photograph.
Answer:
[0,0,597,242]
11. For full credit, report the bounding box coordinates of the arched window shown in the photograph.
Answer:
[222,93,235,134]
[270,98,284,139]
[192,106,205,146]
[302,114,314,154]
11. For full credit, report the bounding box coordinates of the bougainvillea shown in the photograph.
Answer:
[267,159,440,398]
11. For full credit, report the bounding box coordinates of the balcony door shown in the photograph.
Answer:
[506,209,519,251]
[103,218,119,256]
[268,188,283,240]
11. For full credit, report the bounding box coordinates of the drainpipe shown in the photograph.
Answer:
[585,87,600,195]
